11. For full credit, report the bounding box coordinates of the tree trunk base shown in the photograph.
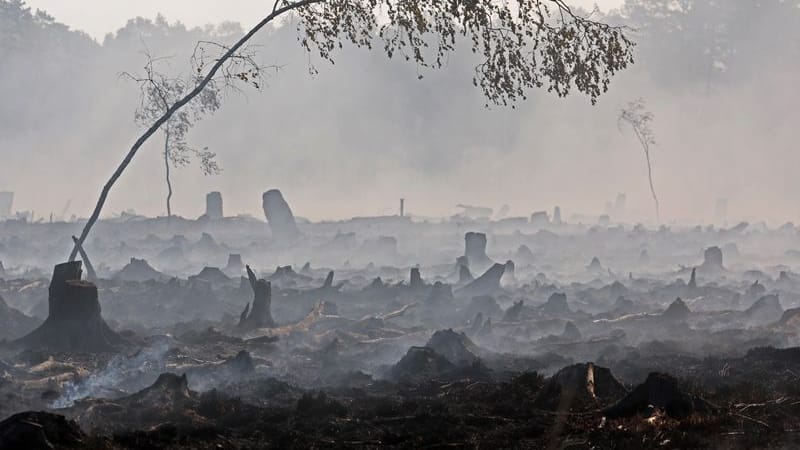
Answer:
[14,261,124,352]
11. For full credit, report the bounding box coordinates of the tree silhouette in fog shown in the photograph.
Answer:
[124,52,223,221]
[619,99,660,223]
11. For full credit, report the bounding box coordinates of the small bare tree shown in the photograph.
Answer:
[69,0,636,261]
[619,98,660,223]
[123,53,223,220]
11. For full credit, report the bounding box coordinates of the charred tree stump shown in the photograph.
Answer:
[238,265,275,329]
[323,271,334,289]
[204,191,224,220]
[14,261,123,352]
[410,267,424,289]
[464,232,492,269]
[262,189,301,241]
[688,267,697,291]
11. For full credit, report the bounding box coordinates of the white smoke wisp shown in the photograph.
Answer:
[51,339,171,408]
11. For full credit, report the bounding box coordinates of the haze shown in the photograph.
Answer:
[2,0,798,225]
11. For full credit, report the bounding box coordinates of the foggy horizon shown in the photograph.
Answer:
[7,0,797,226]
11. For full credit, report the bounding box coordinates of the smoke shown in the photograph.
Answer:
[51,338,170,408]
[2,3,800,226]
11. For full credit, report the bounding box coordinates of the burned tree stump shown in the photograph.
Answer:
[238,265,275,329]
[700,246,724,273]
[204,191,224,220]
[262,189,301,241]
[661,297,691,321]
[534,363,627,411]
[458,263,506,298]
[553,206,563,226]
[323,271,334,289]
[603,372,715,419]
[409,267,424,289]
[464,232,492,270]
[14,261,124,352]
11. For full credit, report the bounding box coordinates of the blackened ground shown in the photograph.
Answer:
[4,348,800,449]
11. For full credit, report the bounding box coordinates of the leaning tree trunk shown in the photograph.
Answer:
[642,145,660,224]
[164,131,173,221]
[14,261,124,352]
[71,236,97,281]
[632,127,660,224]
[238,265,274,330]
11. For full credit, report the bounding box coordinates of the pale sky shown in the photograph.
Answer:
[24,0,625,40]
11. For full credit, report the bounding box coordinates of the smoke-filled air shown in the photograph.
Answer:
[1,0,800,448]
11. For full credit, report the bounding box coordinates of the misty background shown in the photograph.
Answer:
[1,0,799,225]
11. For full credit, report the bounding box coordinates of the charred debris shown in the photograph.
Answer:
[2,192,800,448]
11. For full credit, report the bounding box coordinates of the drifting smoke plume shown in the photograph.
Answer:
[51,338,171,408]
